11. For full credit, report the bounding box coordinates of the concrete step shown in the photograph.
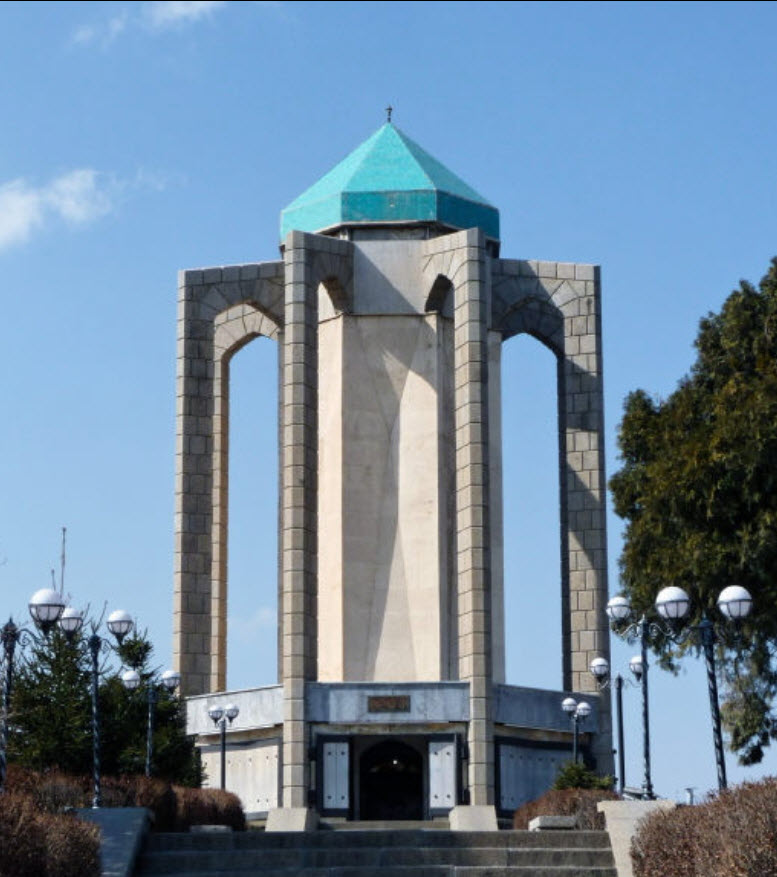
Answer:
[321,819,450,831]
[138,869,617,877]
[144,829,613,851]
[136,829,617,877]
[139,846,614,870]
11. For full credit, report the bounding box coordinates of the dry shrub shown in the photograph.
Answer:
[101,774,177,830]
[632,778,777,877]
[512,787,620,830]
[6,765,88,811]
[44,812,101,877]
[0,789,99,877]
[631,804,703,877]
[3,767,245,839]
[173,785,246,832]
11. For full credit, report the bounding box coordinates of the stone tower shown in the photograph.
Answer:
[174,123,612,825]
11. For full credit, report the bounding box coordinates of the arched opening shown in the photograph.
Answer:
[359,740,424,821]
[501,334,563,690]
[226,336,279,690]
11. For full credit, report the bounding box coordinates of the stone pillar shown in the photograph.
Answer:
[174,264,284,697]
[281,232,319,809]
[555,262,612,773]
[451,229,494,806]
[174,269,217,697]
[489,257,613,775]
[557,264,609,697]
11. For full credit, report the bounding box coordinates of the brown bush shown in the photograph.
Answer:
[512,787,620,830]
[0,789,100,877]
[3,766,245,838]
[632,778,777,877]
[101,774,177,830]
[173,785,246,832]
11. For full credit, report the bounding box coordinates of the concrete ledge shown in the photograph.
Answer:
[448,804,498,831]
[77,807,152,877]
[598,799,676,877]
[529,815,577,831]
[265,807,319,832]
[189,824,233,833]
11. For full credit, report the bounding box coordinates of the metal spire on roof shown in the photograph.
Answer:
[385,105,393,124]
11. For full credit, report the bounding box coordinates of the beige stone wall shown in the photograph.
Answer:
[317,312,454,682]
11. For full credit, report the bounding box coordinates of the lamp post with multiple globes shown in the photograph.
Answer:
[561,697,591,764]
[603,584,752,796]
[208,703,240,790]
[0,588,134,807]
[121,667,181,777]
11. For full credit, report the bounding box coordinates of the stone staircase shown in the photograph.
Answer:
[135,828,618,876]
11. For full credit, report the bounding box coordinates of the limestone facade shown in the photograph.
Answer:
[174,228,612,812]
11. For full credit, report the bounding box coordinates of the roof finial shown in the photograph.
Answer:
[385,105,393,124]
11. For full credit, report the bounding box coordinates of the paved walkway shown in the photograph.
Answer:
[77,807,151,877]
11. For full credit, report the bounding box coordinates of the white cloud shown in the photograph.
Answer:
[143,1,227,30]
[46,169,115,223]
[0,180,45,249]
[0,170,120,252]
[70,11,129,49]
[71,1,230,47]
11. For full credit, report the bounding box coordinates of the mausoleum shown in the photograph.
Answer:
[174,121,612,826]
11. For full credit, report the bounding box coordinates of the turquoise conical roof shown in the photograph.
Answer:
[280,124,500,241]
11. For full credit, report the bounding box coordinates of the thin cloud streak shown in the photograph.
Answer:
[71,1,231,47]
[0,168,167,252]
[144,1,227,31]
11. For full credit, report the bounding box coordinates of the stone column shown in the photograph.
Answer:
[555,264,609,696]
[451,229,494,806]
[556,263,612,773]
[174,264,284,697]
[280,231,319,810]
[173,269,217,697]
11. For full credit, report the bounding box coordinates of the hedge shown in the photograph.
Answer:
[632,777,777,877]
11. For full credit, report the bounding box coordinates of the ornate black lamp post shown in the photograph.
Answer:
[0,588,66,793]
[589,655,641,796]
[122,667,180,777]
[208,703,239,790]
[605,594,667,800]
[653,584,752,791]
[85,609,134,808]
[1,588,135,807]
[607,585,753,797]
[561,697,591,763]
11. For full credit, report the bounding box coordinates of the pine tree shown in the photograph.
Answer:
[7,625,200,784]
[8,628,93,774]
[610,257,777,764]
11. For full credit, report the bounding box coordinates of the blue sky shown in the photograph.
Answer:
[1,0,776,802]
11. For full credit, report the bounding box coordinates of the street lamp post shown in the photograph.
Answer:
[208,703,239,790]
[1,589,135,806]
[561,697,591,763]
[590,656,638,796]
[122,667,181,777]
[86,609,134,808]
[654,584,753,791]
[0,588,66,793]
[606,596,664,800]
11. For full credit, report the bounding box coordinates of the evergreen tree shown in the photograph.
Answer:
[8,624,200,784]
[8,628,92,774]
[610,257,777,764]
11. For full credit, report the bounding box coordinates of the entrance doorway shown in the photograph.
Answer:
[359,740,423,820]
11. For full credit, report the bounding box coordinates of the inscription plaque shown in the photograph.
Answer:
[367,695,411,713]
